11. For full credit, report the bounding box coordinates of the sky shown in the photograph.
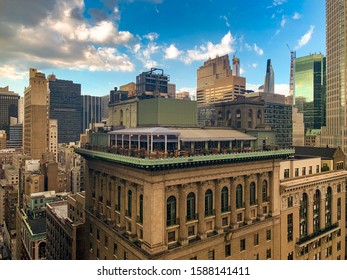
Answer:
[0,0,325,97]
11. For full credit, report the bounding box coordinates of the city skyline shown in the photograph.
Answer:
[0,0,325,97]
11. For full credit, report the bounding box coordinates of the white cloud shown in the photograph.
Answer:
[182,31,235,64]
[280,15,286,28]
[134,42,160,69]
[292,12,301,20]
[295,25,315,50]
[253,44,264,55]
[272,0,286,6]
[0,65,27,80]
[251,63,258,68]
[221,15,230,28]
[164,44,183,59]
[143,32,159,41]
[245,43,252,51]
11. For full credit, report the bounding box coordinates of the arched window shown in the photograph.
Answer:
[236,109,242,129]
[262,180,268,202]
[313,190,320,232]
[117,186,121,211]
[236,184,243,209]
[127,190,132,217]
[300,193,308,238]
[167,196,177,226]
[250,182,256,205]
[248,109,253,128]
[139,194,143,223]
[325,187,332,226]
[186,192,196,221]
[205,189,213,217]
[221,187,229,212]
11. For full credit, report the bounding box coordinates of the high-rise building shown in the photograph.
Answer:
[49,119,58,161]
[136,68,169,97]
[23,68,49,159]
[48,74,82,144]
[289,50,296,97]
[264,59,275,93]
[294,54,326,131]
[100,94,109,120]
[0,86,19,138]
[320,0,346,150]
[82,95,102,132]
[232,55,240,77]
[197,54,246,104]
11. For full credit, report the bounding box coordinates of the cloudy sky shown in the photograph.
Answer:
[0,0,325,97]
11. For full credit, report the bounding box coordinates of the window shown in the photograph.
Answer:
[313,190,320,232]
[96,229,100,240]
[287,252,293,260]
[266,229,271,241]
[116,186,121,211]
[237,212,243,222]
[225,244,231,257]
[284,169,290,178]
[287,213,293,242]
[168,231,176,243]
[187,192,196,221]
[316,165,320,173]
[221,187,229,212]
[254,233,259,246]
[208,250,215,260]
[337,184,341,193]
[127,190,132,217]
[302,167,306,176]
[113,243,118,256]
[300,193,308,238]
[288,196,293,208]
[295,168,299,177]
[205,189,213,216]
[250,182,256,205]
[337,241,341,251]
[124,251,128,260]
[254,253,259,260]
[166,196,177,226]
[240,239,246,251]
[139,194,143,223]
[104,235,108,248]
[262,180,268,202]
[266,248,271,259]
[309,166,312,174]
[325,187,332,226]
[337,162,344,170]
[188,226,195,237]
[337,198,341,221]
[236,185,243,208]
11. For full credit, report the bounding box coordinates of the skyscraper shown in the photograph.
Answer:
[196,54,246,104]
[232,55,240,77]
[0,86,19,138]
[48,74,82,144]
[294,54,326,131]
[321,0,347,150]
[289,50,296,97]
[264,59,274,93]
[81,95,102,132]
[23,68,49,159]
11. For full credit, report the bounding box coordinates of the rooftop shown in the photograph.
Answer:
[294,146,341,160]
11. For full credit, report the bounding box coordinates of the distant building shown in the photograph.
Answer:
[0,86,19,138]
[136,68,169,97]
[48,74,82,144]
[49,119,58,161]
[232,55,240,77]
[7,123,23,148]
[82,95,102,133]
[175,91,191,100]
[167,83,176,99]
[305,129,321,147]
[294,54,326,131]
[292,107,305,146]
[264,59,274,94]
[0,130,6,150]
[120,82,136,98]
[197,55,246,104]
[23,68,49,159]
[100,94,109,120]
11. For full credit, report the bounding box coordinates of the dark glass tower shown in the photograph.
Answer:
[294,54,326,131]
[82,95,102,132]
[264,59,275,93]
[0,87,19,138]
[48,75,82,144]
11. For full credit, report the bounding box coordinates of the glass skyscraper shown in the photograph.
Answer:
[294,54,326,131]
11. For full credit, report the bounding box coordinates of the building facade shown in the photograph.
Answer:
[294,54,326,131]
[23,68,49,160]
[0,86,19,139]
[196,55,246,104]
[48,74,82,144]
[264,59,275,94]
[82,95,102,132]
[136,68,169,97]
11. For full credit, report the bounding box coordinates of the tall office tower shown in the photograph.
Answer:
[136,68,169,97]
[232,55,240,77]
[0,86,19,138]
[100,94,109,120]
[294,54,326,131]
[321,0,347,150]
[17,97,24,124]
[48,74,82,144]
[289,50,296,97]
[167,83,176,99]
[81,95,102,132]
[264,59,275,93]
[197,54,246,104]
[23,68,49,159]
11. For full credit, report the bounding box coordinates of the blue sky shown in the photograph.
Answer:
[0,0,325,97]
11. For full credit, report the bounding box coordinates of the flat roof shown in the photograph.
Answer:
[110,127,179,136]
